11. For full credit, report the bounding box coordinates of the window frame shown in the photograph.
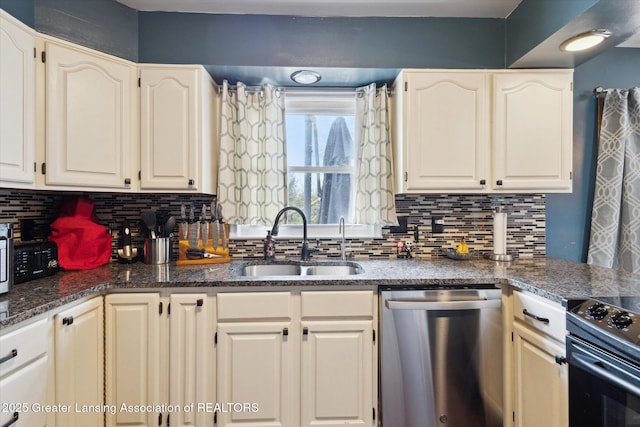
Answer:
[230,90,382,240]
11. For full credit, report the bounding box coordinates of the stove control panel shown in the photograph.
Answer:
[572,298,640,345]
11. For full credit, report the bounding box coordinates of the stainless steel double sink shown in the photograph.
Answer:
[241,261,363,277]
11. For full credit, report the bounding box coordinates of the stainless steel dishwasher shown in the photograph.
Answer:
[380,286,503,427]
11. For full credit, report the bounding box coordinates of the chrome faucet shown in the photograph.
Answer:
[338,216,352,261]
[271,207,318,261]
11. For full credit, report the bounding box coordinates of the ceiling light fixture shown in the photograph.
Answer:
[290,70,321,85]
[560,29,612,52]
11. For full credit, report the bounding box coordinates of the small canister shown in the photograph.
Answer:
[144,237,171,264]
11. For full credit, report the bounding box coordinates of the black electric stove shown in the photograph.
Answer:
[568,296,640,365]
[567,296,640,427]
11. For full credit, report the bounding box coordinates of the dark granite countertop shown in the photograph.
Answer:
[2,256,640,329]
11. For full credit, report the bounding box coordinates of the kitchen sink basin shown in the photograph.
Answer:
[304,265,361,276]
[242,264,302,276]
[241,262,362,277]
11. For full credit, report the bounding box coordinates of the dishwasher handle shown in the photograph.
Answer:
[386,299,501,311]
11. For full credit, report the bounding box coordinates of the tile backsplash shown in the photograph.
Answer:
[0,189,545,262]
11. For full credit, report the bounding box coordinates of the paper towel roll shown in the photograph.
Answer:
[493,212,507,255]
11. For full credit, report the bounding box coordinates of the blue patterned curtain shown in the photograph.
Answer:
[217,81,287,225]
[587,88,640,274]
[354,84,398,226]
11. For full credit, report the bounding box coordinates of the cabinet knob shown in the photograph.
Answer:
[555,355,567,365]
[480,179,486,185]
[124,178,131,185]
[196,298,204,307]
[62,316,74,326]
[496,180,503,186]
[303,327,309,336]
[282,328,289,336]
[188,179,195,186]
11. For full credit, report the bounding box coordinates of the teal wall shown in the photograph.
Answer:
[546,47,640,262]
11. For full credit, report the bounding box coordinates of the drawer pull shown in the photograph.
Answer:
[555,355,567,365]
[523,308,550,324]
[62,316,74,326]
[0,349,18,365]
[2,412,19,427]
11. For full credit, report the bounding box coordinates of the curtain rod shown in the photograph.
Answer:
[218,85,393,97]
[594,86,608,97]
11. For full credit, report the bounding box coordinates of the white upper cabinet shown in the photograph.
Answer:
[492,72,573,192]
[139,65,219,193]
[396,71,490,192]
[44,39,137,190]
[0,11,36,188]
[393,69,573,194]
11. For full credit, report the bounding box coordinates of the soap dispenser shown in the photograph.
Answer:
[264,231,276,261]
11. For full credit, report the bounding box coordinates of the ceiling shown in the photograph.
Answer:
[116,0,523,18]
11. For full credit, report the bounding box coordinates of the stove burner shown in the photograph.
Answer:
[587,302,609,319]
[610,311,633,329]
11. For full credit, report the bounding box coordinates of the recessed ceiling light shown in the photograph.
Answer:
[290,70,322,85]
[560,29,612,52]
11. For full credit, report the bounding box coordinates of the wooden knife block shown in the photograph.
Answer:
[176,223,230,265]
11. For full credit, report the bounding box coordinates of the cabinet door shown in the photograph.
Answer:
[300,320,374,427]
[169,294,212,427]
[0,355,48,427]
[105,293,161,427]
[55,297,104,427]
[0,11,35,187]
[45,41,135,189]
[140,67,198,190]
[404,72,489,192]
[217,322,293,427]
[493,72,573,192]
[513,322,568,427]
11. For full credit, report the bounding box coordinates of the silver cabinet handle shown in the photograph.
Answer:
[386,299,500,311]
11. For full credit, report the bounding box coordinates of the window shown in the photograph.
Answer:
[285,92,356,225]
[232,90,381,239]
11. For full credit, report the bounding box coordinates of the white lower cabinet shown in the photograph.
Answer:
[506,288,568,427]
[168,293,214,427]
[105,293,161,427]
[0,317,50,427]
[105,292,213,427]
[54,297,104,427]
[216,290,377,427]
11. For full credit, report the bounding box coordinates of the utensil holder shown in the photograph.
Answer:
[144,237,171,264]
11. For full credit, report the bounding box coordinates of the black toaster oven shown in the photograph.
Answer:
[14,241,59,284]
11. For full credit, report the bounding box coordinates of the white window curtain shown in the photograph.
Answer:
[217,81,287,226]
[587,88,640,274]
[354,83,399,226]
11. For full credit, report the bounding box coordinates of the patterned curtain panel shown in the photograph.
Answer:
[587,88,640,274]
[354,83,399,226]
[217,81,287,225]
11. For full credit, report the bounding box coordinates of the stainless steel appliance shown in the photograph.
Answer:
[0,223,13,294]
[380,286,503,427]
[567,297,640,427]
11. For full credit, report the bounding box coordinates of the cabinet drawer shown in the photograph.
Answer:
[301,291,374,319]
[217,292,291,321]
[513,290,566,343]
[0,317,48,377]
